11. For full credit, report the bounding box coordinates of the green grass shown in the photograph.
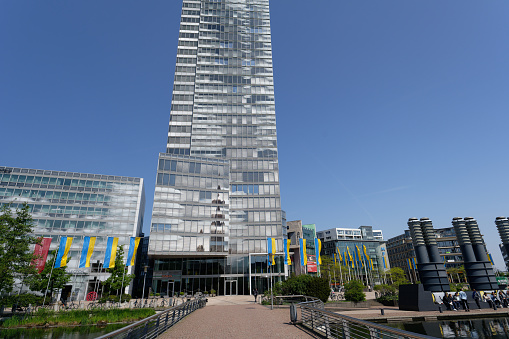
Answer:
[1,308,156,328]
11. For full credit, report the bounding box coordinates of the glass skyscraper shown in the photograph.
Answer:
[149,0,283,296]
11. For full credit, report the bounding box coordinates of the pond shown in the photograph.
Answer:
[0,324,126,339]
[387,317,509,338]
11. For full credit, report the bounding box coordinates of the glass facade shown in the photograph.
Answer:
[317,226,388,285]
[149,0,283,295]
[0,166,145,299]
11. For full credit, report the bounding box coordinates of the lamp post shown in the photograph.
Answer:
[142,265,148,300]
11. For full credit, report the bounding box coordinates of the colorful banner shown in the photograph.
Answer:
[283,239,291,265]
[347,247,354,268]
[412,257,417,270]
[126,237,142,267]
[267,237,276,266]
[307,255,317,273]
[382,256,387,269]
[314,238,322,265]
[488,253,494,266]
[299,238,307,266]
[33,238,52,273]
[79,236,96,268]
[55,237,73,268]
[103,237,118,269]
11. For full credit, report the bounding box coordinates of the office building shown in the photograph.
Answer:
[0,166,145,299]
[317,226,389,285]
[148,0,283,296]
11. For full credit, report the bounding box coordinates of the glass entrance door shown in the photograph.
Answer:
[225,280,237,295]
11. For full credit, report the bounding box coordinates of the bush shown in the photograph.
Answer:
[97,294,132,303]
[210,289,216,295]
[344,280,366,303]
[0,293,45,307]
[269,275,330,303]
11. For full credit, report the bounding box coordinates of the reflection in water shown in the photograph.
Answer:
[389,317,509,339]
[0,324,125,339]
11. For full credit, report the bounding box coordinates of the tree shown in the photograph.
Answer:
[344,280,365,303]
[103,245,134,295]
[28,250,71,297]
[387,267,409,289]
[0,203,39,294]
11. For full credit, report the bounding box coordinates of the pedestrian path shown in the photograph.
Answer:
[159,296,320,338]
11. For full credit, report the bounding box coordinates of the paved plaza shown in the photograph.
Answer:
[160,296,320,339]
[160,295,509,338]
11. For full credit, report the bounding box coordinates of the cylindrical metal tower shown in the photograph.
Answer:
[452,217,498,290]
[408,218,450,292]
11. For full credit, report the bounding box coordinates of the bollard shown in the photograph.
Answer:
[380,308,384,315]
[290,303,298,323]
[438,305,442,313]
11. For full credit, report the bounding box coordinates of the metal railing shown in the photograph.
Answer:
[96,297,207,339]
[294,298,436,339]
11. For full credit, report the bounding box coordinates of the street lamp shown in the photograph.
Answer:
[142,265,149,300]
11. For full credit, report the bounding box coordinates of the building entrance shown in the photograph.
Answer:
[224,279,237,296]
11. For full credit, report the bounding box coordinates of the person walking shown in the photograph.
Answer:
[253,288,258,303]
[472,289,482,309]
[459,291,469,312]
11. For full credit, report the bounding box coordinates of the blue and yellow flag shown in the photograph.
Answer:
[55,236,73,268]
[126,237,142,267]
[299,238,307,266]
[347,247,354,268]
[283,239,291,265]
[412,257,417,270]
[488,253,494,266]
[267,237,276,266]
[382,256,387,269]
[79,236,96,268]
[103,237,119,269]
[356,245,364,267]
[314,238,322,265]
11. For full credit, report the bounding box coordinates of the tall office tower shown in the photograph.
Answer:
[149,0,283,296]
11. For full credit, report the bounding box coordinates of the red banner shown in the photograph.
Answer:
[307,255,317,273]
[33,238,52,273]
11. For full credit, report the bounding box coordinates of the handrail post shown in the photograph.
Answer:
[342,319,350,339]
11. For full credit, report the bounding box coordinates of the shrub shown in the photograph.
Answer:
[210,289,216,295]
[269,275,330,303]
[344,280,365,303]
[0,293,45,307]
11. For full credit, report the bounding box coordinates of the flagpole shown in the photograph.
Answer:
[43,236,61,306]
[120,265,126,304]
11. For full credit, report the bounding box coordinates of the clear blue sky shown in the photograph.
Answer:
[1,1,509,268]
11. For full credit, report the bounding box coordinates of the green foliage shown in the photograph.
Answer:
[98,294,132,303]
[387,267,409,288]
[269,274,330,303]
[449,283,468,292]
[0,293,45,307]
[210,289,216,295]
[0,203,40,294]
[27,250,71,296]
[102,246,134,295]
[344,280,366,303]
[2,308,155,328]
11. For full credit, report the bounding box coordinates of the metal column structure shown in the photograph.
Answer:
[495,217,509,271]
[452,217,498,290]
[408,218,450,292]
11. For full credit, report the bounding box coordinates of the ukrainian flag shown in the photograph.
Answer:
[488,253,494,266]
[54,236,73,268]
[299,238,307,266]
[267,237,276,266]
[79,236,96,268]
[283,239,291,265]
[126,237,142,267]
[314,238,322,265]
[103,237,119,269]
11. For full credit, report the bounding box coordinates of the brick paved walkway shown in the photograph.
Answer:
[160,298,320,339]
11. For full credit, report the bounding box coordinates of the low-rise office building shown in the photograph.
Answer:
[317,226,389,285]
[0,166,145,299]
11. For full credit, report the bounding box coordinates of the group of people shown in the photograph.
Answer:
[441,289,509,312]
